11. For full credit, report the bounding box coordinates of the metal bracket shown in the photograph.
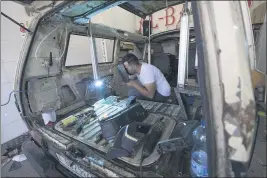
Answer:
[88,21,99,80]
[174,88,188,120]
[177,7,190,88]
[157,137,188,154]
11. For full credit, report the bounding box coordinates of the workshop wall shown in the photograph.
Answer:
[64,6,138,67]
[1,1,30,144]
[91,6,137,33]
[135,3,194,35]
[135,1,259,35]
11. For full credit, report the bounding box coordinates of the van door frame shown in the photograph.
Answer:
[192,1,256,177]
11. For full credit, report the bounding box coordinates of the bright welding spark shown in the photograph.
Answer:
[94,80,103,87]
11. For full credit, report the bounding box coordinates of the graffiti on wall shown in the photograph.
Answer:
[19,21,30,38]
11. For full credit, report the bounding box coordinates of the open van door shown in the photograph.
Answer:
[192,1,263,177]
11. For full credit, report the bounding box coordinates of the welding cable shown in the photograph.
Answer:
[1,90,27,106]
[1,86,60,106]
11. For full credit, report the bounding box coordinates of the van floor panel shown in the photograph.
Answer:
[54,100,181,167]
[137,100,181,119]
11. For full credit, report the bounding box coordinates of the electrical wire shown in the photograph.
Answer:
[1,90,27,106]
[1,77,113,107]
[1,86,61,107]
[35,26,60,61]
[35,26,68,63]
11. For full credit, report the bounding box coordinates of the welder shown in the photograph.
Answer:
[121,53,171,102]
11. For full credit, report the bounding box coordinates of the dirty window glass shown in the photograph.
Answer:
[125,1,180,14]
[65,34,114,67]
[61,1,107,17]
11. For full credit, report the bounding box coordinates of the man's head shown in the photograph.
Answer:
[121,53,140,75]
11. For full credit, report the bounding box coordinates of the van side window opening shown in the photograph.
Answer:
[65,34,114,67]
[119,41,143,61]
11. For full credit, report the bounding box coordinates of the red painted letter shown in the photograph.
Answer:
[165,7,175,26]
[138,18,144,33]
[248,0,252,8]
[139,16,158,33]
[150,15,158,29]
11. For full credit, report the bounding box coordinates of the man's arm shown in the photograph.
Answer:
[128,81,156,99]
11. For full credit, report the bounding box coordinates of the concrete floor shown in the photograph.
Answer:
[1,160,40,177]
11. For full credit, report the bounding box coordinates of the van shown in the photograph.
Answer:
[12,1,263,177]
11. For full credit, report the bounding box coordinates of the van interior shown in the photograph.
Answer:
[18,2,205,176]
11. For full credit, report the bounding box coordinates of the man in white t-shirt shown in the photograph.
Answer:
[121,53,171,102]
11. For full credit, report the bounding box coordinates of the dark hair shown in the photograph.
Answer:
[121,53,139,65]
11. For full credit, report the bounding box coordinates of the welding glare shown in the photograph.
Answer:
[94,80,103,87]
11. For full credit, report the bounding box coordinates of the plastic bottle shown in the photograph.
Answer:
[192,120,206,144]
[190,120,208,177]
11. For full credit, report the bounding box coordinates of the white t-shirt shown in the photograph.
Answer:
[137,63,171,96]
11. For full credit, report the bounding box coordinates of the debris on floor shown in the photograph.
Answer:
[1,148,20,168]
[1,156,12,167]
[1,147,17,167]
[12,154,27,162]
[7,148,19,158]
[1,159,40,177]
[1,133,40,177]
[9,161,22,172]
[1,132,31,152]
[1,148,8,156]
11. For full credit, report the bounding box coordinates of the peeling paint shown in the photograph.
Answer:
[222,83,256,162]
[228,135,247,162]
